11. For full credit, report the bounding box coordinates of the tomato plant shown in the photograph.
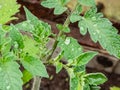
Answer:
[0,0,120,90]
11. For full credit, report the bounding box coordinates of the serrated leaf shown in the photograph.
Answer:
[0,0,20,24]
[70,5,82,23]
[22,70,33,84]
[84,73,107,85]
[78,7,120,58]
[17,7,51,42]
[58,37,83,62]
[21,55,48,78]
[70,14,81,23]
[78,0,95,6]
[0,60,23,90]
[54,5,67,15]
[41,0,69,15]
[9,25,24,49]
[76,51,97,65]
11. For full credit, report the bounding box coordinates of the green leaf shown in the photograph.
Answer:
[78,0,95,6]
[83,83,90,90]
[9,24,24,49]
[70,76,81,90]
[78,7,120,58]
[76,51,97,65]
[0,0,20,24]
[22,36,40,57]
[54,5,67,15]
[110,86,120,90]
[1,37,11,55]
[70,14,81,23]
[17,7,51,42]
[22,70,33,84]
[56,62,63,73]
[41,0,70,15]
[84,73,107,85]
[56,24,70,33]
[74,65,85,73]
[0,60,23,90]
[91,85,101,90]
[58,37,83,62]
[21,55,48,78]
[70,5,82,23]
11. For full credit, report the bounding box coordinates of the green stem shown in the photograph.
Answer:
[31,3,80,90]
[46,10,71,61]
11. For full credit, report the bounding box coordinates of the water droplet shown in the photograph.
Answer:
[72,48,74,51]
[80,27,84,31]
[6,86,10,90]
[64,38,70,45]
[93,33,96,35]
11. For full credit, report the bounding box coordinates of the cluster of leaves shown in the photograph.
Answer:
[0,0,120,90]
[0,1,50,89]
[0,0,20,24]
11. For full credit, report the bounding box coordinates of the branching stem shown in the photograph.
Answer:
[31,3,79,90]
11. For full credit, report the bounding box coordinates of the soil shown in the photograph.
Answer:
[14,0,120,90]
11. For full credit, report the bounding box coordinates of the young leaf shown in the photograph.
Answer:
[58,37,83,62]
[21,55,48,78]
[17,7,51,41]
[56,24,70,33]
[9,25,24,49]
[22,36,40,57]
[78,0,95,6]
[1,38,11,55]
[0,0,20,24]
[70,76,81,90]
[22,70,33,84]
[56,62,63,73]
[74,65,85,73]
[0,60,23,90]
[41,0,70,15]
[70,5,82,23]
[76,51,97,66]
[78,7,120,58]
[84,73,107,85]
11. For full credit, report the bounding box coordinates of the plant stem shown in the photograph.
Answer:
[31,76,41,90]
[31,3,79,90]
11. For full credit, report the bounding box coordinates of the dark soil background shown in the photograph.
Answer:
[13,0,120,90]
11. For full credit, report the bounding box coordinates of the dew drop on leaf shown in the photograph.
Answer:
[72,48,74,51]
[93,33,96,35]
[64,38,70,45]
[80,27,84,31]
[6,85,10,90]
